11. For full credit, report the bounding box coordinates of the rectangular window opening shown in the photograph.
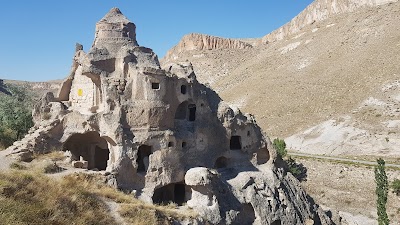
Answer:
[152,82,160,90]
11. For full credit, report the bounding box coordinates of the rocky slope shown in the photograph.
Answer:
[164,33,253,61]
[261,0,399,44]
[162,1,400,158]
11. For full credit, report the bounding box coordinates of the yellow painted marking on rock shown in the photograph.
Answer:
[78,89,83,96]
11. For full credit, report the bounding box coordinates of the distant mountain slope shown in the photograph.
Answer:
[2,79,61,100]
[161,1,400,157]
[261,0,399,44]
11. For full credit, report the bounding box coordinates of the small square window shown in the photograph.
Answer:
[152,82,160,90]
[181,85,187,94]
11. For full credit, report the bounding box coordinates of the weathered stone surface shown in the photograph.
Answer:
[164,33,253,61]
[6,8,335,225]
[14,151,33,162]
[72,160,88,169]
[261,0,399,44]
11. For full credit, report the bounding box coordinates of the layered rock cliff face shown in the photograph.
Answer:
[261,0,398,43]
[164,33,253,61]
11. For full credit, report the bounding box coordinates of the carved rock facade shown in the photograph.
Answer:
[7,8,334,225]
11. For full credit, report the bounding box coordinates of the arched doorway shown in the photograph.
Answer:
[175,101,196,121]
[136,145,152,173]
[63,131,110,170]
[152,182,188,206]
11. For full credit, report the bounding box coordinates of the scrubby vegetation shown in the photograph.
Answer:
[0,171,195,225]
[273,138,287,158]
[273,138,307,181]
[0,84,34,149]
[375,158,389,225]
[9,162,27,170]
[391,179,400,196]
[42,162,65,174]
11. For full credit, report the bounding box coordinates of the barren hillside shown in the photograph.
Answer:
[3,79,61,99]
[161,1,400,157]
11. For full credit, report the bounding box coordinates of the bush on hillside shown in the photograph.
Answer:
[273,138,287,158]
[273,138,307,182]
[0,84,34,148]
[391,179,400,196]
[286,157,308,182]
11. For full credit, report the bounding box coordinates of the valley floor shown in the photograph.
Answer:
[293,156,400,225]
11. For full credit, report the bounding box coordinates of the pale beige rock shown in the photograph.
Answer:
[164,33,253,61]
[72,160,88,169]
[14,151,33,162]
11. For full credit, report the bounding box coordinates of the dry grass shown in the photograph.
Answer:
[0,170,197,225]
[69,174,197,224]
[34,150,66,162]
[0,171,115,225]
[42,162,65,174]
[9,162,27,170]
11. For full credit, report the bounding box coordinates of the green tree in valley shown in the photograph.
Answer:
[375,158,389,225]
[0,84,34,148]
[273,138,287,158]
[273,138,307,181]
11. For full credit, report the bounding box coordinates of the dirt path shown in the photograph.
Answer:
[102,198,127,225]
[288,151,400,168]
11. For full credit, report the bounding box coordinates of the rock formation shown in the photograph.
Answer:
[6,8,335,225]
[164,33,253,61]
[261,0,399,44]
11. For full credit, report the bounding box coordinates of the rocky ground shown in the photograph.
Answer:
[295,156,400,225]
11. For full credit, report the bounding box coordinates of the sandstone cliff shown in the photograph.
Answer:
[164,33,253,61]
[261,0,398,43]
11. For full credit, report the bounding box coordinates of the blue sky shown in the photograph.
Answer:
[0,1,313,81]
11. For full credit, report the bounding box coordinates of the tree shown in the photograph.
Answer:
[375,158,389,225]
[391,179,400,196]
[273,138,307,181]
[273,138,287,158]
[0,84,34,148]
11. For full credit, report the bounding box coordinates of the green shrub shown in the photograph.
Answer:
[391,179,400,196]
[375,158,389,225]
[286,157,307,182]
[273,138,287,158]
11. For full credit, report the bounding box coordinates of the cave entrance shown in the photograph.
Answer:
[188,104,196,121]
[95,146,109,170]
[63,131,110,170]
[137,145,152,173]
[230,136,242,150]
[152,183,187,206]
